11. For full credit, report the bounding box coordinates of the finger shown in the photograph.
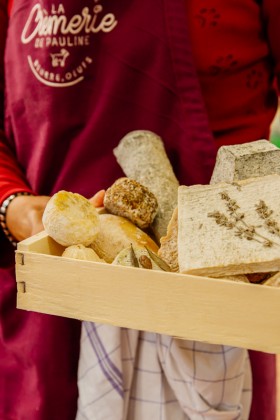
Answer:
[88,190,105,208]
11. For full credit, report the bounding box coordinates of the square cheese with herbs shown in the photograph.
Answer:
[178,174,280,277]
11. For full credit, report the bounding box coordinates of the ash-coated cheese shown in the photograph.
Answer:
[210,140,280,184]
[113,130,179,240]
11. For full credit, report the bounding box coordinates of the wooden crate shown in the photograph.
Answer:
[16,231,280,354]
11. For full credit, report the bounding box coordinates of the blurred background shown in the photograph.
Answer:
[270,103,280,147]
[270,104,280,419]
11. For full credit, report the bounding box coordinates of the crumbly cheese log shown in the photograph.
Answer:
[210,139,280,184]
[104,177,158,229]
[113,130,179,241]
[90,213,159,263]
[178,174,280,277]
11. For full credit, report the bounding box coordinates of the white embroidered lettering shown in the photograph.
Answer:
[21,3,118,43]
[51,4,65,14]
[23,3,116,88]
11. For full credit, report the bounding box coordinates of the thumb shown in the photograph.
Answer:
[88,190,105,208]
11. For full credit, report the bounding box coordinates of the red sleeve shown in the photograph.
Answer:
[0,138,34,202]
[7,0,13,16]
[263,0,280,91]
[0,1,33,204]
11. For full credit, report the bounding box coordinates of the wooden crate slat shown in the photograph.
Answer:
[16,248,280,354]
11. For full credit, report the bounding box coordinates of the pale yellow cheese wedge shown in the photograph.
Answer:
[43,190,100,247]
[90,214,159,263]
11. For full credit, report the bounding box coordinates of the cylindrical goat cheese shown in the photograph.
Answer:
[113,130,179,240]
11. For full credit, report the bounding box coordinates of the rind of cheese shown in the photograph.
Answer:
[262,272,280,287]
[42,190,100,247]
[104,177,158,229]
[178,175,280,276]
[211,274,250,283]
[158,207,179,272]
[90,214,159,263]
[113,130,179,240]
[113,245,163,270]
[62,244,104,262]
[210,140,280,184]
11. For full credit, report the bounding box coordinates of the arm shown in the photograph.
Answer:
[0,2,49,243]
[0,0,104,245]
[0,1,30,202]
[0,2,28,200]
[0,142,50,242]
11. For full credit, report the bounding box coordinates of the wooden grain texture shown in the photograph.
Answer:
[16,233,280,354]
[277,356,280,420]
[178,174,280,276]
[210,140,280,184]
[17,230,65,255]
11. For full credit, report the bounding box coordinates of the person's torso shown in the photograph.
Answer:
[4,0,277,197]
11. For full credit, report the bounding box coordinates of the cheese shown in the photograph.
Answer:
[210,140,280,184]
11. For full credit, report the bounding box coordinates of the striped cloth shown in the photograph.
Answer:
[76,322,252,420]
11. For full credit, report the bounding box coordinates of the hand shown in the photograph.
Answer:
[6,195,50,241]
[6,190,105,242]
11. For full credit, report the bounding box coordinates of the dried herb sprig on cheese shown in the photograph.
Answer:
[208,191,280,248]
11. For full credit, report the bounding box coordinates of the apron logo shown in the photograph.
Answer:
[21,2,118,87]
[50,48,69,67]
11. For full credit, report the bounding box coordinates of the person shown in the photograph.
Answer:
[0,0,278,418]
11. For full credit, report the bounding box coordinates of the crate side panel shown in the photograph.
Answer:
[17,232,65,255]
[16,252,280,353]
